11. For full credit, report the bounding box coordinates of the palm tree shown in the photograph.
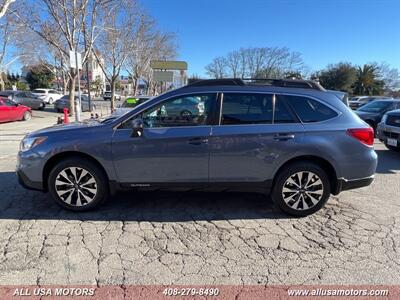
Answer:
[353,64,384,95]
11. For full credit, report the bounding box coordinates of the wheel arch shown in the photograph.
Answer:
[42,151,110,192]
[273,155,339,195]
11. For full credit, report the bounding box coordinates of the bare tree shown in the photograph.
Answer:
[226,50,241,78]
[94,0,139,111]
[0,0,15,19]
[14,0,108,116]
[125,12,176,97]
[0,0,20,89]
[372,62,400,92]
[205,56,227,79]
[206,47,306,79]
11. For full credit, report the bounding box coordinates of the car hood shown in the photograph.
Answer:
[28,120,101,137]
[386,109,400,116]
[354,110,380,119]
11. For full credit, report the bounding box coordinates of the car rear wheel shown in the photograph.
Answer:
[48,97,53,104]
[271,162,331,217]
[22,111,31,121]
[48,158,109,211]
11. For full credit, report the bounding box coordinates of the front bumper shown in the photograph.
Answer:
[377,123,400,147]
[17,169,43,191]
[16,150,45,191]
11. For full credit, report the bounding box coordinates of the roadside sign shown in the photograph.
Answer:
[153,71,174,82]
[69,50,82,69]
[150,60,188,70]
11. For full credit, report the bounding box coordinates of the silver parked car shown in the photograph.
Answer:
[377,107,400,151]
[54,94,95,112]
[0,90,46,110]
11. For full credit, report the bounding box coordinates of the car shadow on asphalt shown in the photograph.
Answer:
[0,172,291,221]
[1,149,396,222]
[375,149,400,174]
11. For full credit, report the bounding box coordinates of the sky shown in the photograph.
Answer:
[141,0,400,77]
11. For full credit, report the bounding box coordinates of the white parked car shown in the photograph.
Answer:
[32,89,62,104]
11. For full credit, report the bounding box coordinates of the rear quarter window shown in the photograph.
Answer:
[281,95,338,122]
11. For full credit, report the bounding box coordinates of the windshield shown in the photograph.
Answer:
[358,101,394,113]
[33,89,46,93]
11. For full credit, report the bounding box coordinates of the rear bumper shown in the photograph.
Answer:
[333,175,374,194]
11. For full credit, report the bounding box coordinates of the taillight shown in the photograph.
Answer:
[347,128,374,146]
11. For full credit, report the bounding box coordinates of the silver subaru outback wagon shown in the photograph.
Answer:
[17,79,377,216]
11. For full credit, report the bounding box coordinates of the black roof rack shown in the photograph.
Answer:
[185,78,325,91]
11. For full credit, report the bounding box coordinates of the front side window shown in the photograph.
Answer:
[138,93,214,128]
[281,95,338,122]
[5,100,15,106]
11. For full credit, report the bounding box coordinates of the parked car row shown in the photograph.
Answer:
[54,94,96,112]
[0,90,46,110]
[349,96,392,110]
[354,99,400,151]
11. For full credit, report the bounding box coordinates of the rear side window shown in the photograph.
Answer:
[281,95,338,122]
[221,93,273,125]
[220,93,297,125]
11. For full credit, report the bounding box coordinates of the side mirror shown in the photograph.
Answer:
[131,118,144,137]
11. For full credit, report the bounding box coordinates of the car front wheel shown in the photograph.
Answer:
[271,162,331,217]
[48,158,109,211]
[22,111,32,121]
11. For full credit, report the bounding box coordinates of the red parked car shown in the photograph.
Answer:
[0,97,32,123]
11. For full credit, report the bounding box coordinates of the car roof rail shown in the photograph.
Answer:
[184,78,325,91]
[186,78,245,87]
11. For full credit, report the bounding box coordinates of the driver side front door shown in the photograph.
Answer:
[111,93,217,186]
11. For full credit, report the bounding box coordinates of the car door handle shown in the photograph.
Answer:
[188,137,208,145]
[273,133,295,141]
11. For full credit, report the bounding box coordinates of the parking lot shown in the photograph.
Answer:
[0,109,399,286]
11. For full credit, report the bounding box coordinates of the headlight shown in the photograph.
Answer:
[20,136,47,152]
[381,114,388,124]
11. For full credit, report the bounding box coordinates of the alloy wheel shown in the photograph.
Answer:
[282,171,324,210]
[54,167,97,206]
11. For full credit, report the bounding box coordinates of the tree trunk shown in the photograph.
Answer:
[69,74,76,116]
[110,79,116,112]
[133,77,138,96]
[0,75,4,91]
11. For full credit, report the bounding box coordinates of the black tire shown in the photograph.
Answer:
[271,161,331,217]
[48,157,109,211]
[385,144,400,152]
[22,111,31,121]
[48,97,53,104]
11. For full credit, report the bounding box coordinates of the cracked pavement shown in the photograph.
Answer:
[0,111,399,286]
